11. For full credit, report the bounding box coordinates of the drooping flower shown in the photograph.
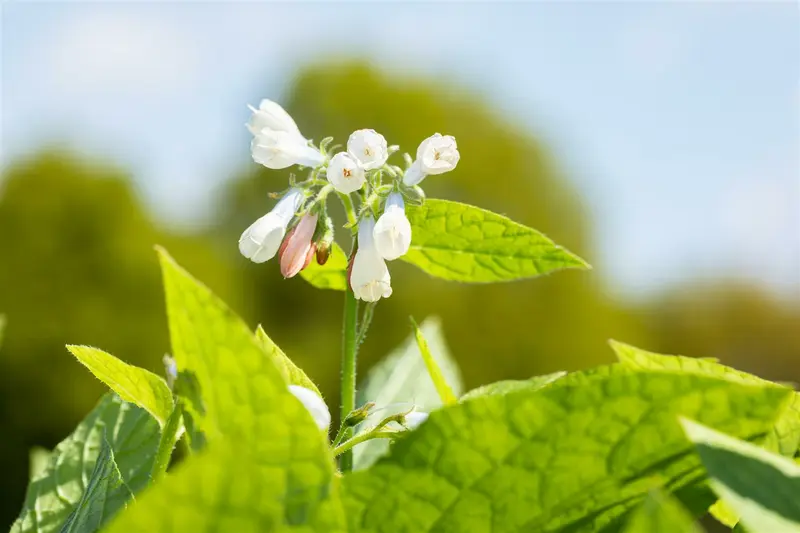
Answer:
[289,385,331,431]
[402,133,460,186]
[373,192,412,261]
[279,213,318,278]
[327,152,366,193]
[239,188,303,263]
[403,410,429,430]
[350,216,392,302]
[247,99,324,169]
[348,129,388,170]
[246,99,301,136]
[251,130,325,170]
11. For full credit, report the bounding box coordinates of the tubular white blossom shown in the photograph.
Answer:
[247,99,301,136]
[402,159,426,187]
[326,152,366,194]
[373,193,412,261]
[251,130,325,170]
[238,188,303,263]
[347,129,388,170]
[289,385,331,431]
[417,133,460,175]
[350,216,392,302]
[404,410,429,429]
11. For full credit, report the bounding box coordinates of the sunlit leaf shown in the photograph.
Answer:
[410,317,457,406]
[58,438,133,533]
[460,372,565,401]
[342,371,792,533]
[11,394,160,533]
[622,490,703,533]
[255,325,321,397]
[682,419,800,533]
[354,317,462,470]
[401,199,589,283]
[67,345,173,427]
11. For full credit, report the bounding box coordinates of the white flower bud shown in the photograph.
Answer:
[350,216,392,302]
[238,188,303,263]
[404,411,429,429]
[247,99,301,136]
[326,152,366,194]
[251,130,325,170]
[373,193,412,261]
[417,133,460,175]
[402,159,426,187]
[347,129,388,170]
[289,385,331,431]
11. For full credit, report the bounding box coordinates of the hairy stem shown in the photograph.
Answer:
[340,288,359,472]
[333,430,396,457]
[150,403,183,481]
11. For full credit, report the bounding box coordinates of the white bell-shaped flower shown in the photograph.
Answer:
[238,188,303,263]
[326,152,366,194]
[417,133,460,175]
[402,159,426,187]
[404,410,429,430]
[289,385,331,431]
[348,129,388,170]
[251,130,325,170]
[373,193,412,261]
[247,99,301,136]
[350,216,393,302]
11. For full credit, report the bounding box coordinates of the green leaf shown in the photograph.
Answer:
[66,345,173,427]
[401,199,589,283]
[58,438,133,533]
[460,372,566,402]
[682,419,800,533]
[112,248,344,531]
[622,490,704,533]
[410,317,458,406]
[28,447,51,481]
[611,340,800,458]
[255,325,321,397]
[300,241,348,291]
[342,371,792,533]
[354,317,462,470]
[11,394,160,533]
[104,443,346,533]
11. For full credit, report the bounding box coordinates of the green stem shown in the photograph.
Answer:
[337,192,357,226]
[340,288,359,472]
[333,430,396,457]
[150,403,183,481]
[357,302,377,346]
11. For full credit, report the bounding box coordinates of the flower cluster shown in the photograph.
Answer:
[239,99,460,302]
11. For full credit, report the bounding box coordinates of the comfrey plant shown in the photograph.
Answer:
[9,100,800,533]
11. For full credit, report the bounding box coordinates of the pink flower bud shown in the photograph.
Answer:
[279,213,319,278]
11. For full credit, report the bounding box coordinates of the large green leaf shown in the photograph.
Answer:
[354,317,462,470]
[300,241,348,291]
[611,340,800,458]
[255,325,321,397]
[108,249,344,531]
[342,371,792,533]
[622,490,703,533]
[11,394,160,533]
[682,420,800,533]
[58,438,132,533]
[66,345,173,427]
[401,199,589,283]
[460,372,566,402]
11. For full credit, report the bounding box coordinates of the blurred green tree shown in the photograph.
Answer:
[0,151,235,524]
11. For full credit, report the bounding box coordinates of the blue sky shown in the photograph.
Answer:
[1,1,798,298]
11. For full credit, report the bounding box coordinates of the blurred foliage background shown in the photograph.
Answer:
[0,63,798,527]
